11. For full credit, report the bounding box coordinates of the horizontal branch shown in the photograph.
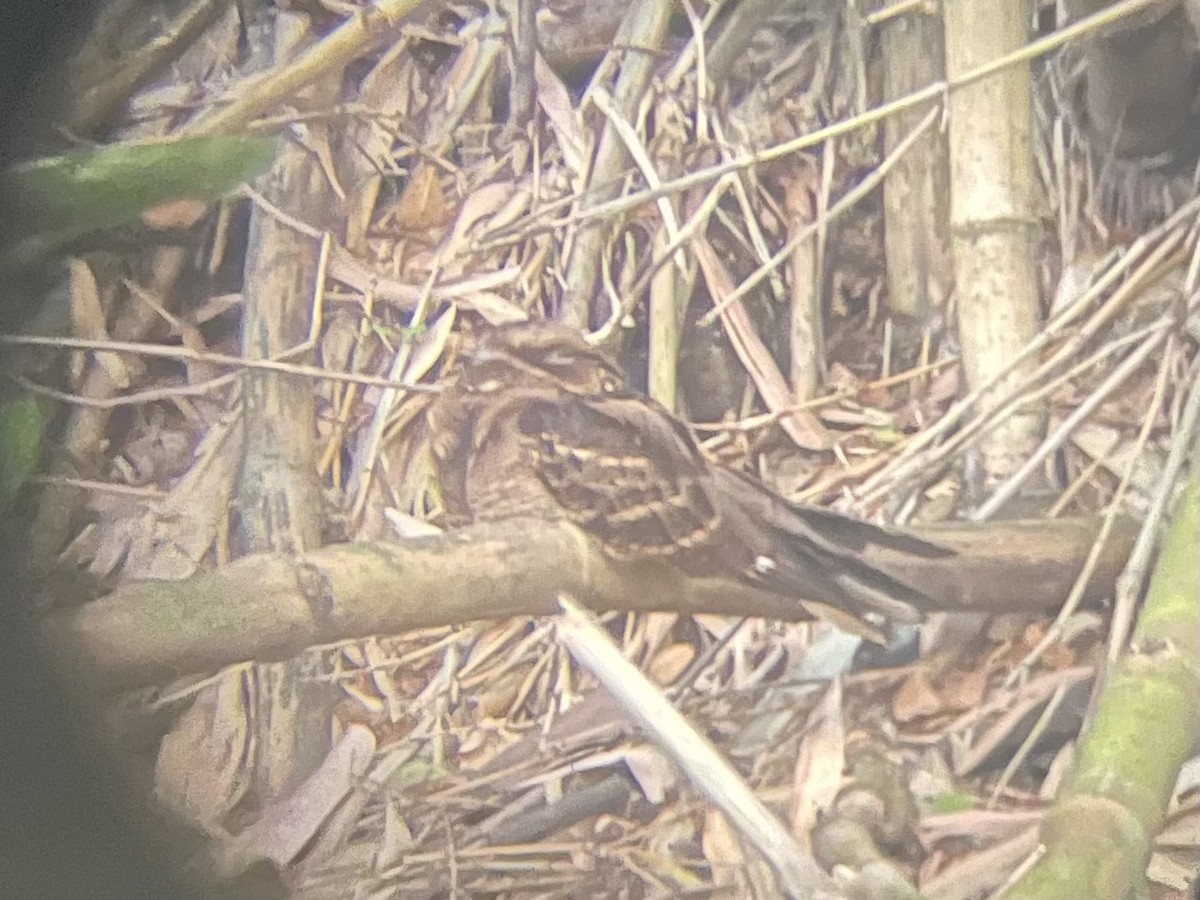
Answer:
[39,516,1137,694]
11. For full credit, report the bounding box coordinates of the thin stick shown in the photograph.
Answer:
[554,594,836,899]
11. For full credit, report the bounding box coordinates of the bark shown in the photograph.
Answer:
[233,12,337,799]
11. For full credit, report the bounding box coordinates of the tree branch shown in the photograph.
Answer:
[40,516,1137,694]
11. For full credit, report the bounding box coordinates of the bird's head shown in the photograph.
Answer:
[461,323,626,395]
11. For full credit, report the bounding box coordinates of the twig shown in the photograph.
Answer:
[186,0,428,136]
[855,209,1197,506]
[0,334,439,394]
[698,105,940,326]
[1107,351,1200,660]
[554,594,838,899]
[972,319,1174,520]
[477,0,1169,253]
[1007,330,1176,683]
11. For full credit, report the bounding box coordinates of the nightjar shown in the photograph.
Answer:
[423,323,953,629]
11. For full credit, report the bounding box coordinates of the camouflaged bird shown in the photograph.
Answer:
[423,323,953,631]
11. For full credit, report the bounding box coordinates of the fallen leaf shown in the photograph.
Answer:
[894,670,945,722]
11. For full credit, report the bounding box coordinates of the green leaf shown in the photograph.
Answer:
[2,135,279,251]
[0,397,45,507]
[926,792,977,814]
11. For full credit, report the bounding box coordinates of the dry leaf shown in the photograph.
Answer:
[475,667,528,719]
[535,56,587,174]
[123,408,242,578]
[394,163,450,230]
[383,508,444,539]
[621,745,677,804]
[701,808,746,888]
[154,675,252,831]
[141,198,209,230]
[893,670,945,723]
[446,181,522,254]
[403,306,456,382]
[790,677,846,848]
[939,666,988,713]
[693,237,831,449]
[68,258,130,389]
[211,724,377,877]
[458,291,528,325]
[646,642,695,686]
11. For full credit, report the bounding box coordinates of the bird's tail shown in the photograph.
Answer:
[716,469,955,626]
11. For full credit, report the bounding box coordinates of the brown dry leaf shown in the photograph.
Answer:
[68,258,131,389]
[1071,422,1164,497]
[919,808,1043,849]
[211,724,378,877]
[84,493,150,580]
[459,618,536,680]
[951,667,1093,777]
[382,508,443,539]
[919,824,1042,900]
[122,407,242,578]
[625,611,678,668]
[376,799,416,871]
[301,120,348,202]
[445,181,528,256]
[989,619,1073,670]
[141,197,209,230]
[827,361,863,395]
[475,178,536,237]
[621,745,677,804]
[790,677,846,849]
[646,642,695,686]
[154,675,252,832]
[1146,851,1199,893]
[923,362,962,408]
[701,808,746,889]
[172,0,242,95]
[393,162,450,231]
[693,236,831,450]
[939,666,989,713]
[405,306,456,382]
[345,42,416,250]
[475,666,529,719]
[458,290,528,325]
[359,638,407,724]
[893,670,946,723]
[1039,641,1078,670]
[1015,621,1080,670]
[534,56,588,174]
[1157,803,1199,849]
[121,407,196,483]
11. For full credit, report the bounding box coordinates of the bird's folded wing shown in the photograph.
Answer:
[516,393,721,559]
[518,393,955,624]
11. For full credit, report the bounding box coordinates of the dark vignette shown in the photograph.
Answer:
[0,3,224,897]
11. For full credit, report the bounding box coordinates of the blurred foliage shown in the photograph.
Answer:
[0,396,44,508]
[1,134,278,262]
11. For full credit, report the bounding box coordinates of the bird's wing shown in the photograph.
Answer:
[518,392,955,625]
[516,393,722,559]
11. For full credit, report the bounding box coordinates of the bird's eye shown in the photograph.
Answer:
[600,376,618,393]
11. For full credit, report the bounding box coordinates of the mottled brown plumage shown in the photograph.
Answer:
[424,324,953,629]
